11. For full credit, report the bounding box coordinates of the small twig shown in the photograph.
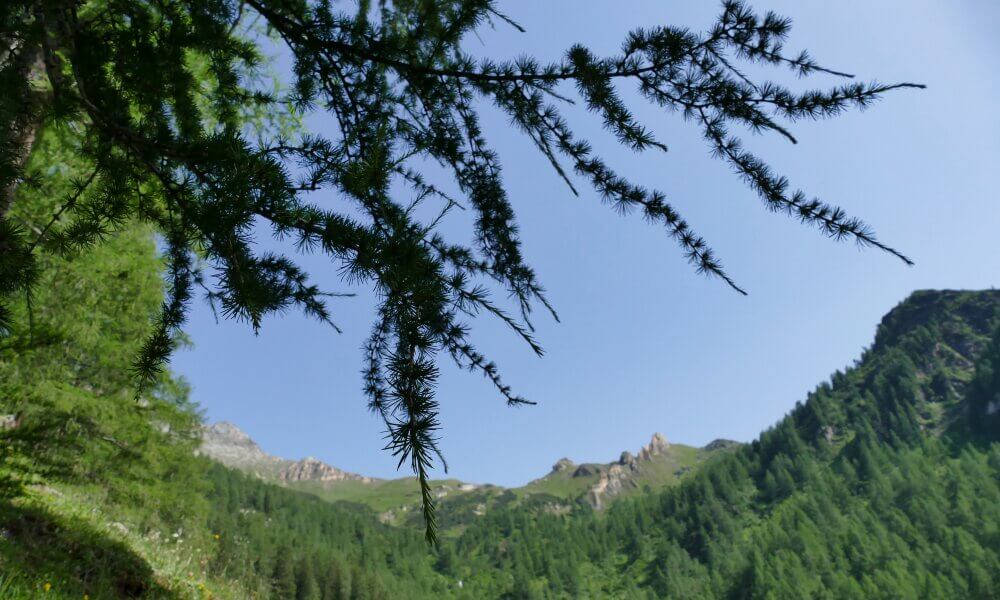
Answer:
[27,166,99,253]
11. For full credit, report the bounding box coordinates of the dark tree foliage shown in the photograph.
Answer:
[0,0,921,540]
[204,464,433,598]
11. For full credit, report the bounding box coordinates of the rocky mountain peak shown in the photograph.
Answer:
[199,422,278,472]
[874,290,1000,355]
[638,432,669,461]
[199,421,374,484]
[206,421,250,440]
[279,457,374,484]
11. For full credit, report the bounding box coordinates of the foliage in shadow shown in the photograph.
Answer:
[0,500,176,599]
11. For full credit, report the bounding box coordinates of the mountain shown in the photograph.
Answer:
[440,289,1000,598]
[198,421,738,526]
[522,433,740,510]
[199,421,375,484]
[5,284,999,598]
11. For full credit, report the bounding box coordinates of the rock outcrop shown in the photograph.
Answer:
[572,463,601,478]
[584,433,668,509]
[278,456,374,484]
[587,461,639,510]
[200,422,374,484]
[703,438,741,451]
[638,432,669,461]
[199,422,283,476]
[574,433,742,509]
[551,458,575,473]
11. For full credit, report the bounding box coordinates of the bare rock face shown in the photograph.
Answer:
[200,421,374,484]
[618,451,638,470]
[638,432,669,461]
[199,422,283,475]
[278,457,374,484]
[587,463,639,510]
[582,433,671,509]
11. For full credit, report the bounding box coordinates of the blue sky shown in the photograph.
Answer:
[171,1,999,487]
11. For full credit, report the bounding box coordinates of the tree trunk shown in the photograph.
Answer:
[1,40,47,217]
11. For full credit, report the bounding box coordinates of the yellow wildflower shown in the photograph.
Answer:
[44,582,52,592]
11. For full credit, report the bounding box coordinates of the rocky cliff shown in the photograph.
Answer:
[585,432,701,509]
[527,432,740,510]
[199,422,374,484]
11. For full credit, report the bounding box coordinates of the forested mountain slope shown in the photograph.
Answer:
[2,129,997,598]
[200,420,738,532]
[440,290,1000,598]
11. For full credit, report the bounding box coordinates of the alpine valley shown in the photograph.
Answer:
[1,186,998,598]
[199,422,740,530]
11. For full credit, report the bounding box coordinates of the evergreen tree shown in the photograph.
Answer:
[0,0,922,539]
[969,322,1000,438]
[272,550,298,599]
[321,560,345,600]
[296,557,321,600]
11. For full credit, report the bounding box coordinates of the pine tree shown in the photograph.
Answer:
[0,0,922,540]
[321,560,345,600]
[272,550,298,599]
[296,557,321,600]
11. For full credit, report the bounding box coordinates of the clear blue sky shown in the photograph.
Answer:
[171,1,999,487]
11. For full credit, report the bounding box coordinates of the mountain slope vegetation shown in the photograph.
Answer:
[201,422,738,534]
[2,127,998,598]
[439,290,1000,598]
[0,126,443,598]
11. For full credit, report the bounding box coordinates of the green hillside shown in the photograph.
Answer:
[2,127,998,598]
[439,290,1000,598]
[516,442,703,502]
[247,436,734,535]
[0,126,442,598]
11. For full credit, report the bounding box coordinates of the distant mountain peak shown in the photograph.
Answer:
[279,456,375,484]
[525,432,740,511]
[551,457,575,473]
[874,289,1000,354]
[638,432,670,461]
[199,421,374,484]
[199,421,279,473]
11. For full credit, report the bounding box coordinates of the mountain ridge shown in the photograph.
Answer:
[199,421,376,484]
[198,421,739,520]
[194,288,1000,553]
[6,287,998,597]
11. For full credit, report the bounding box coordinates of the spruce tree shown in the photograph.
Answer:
[321,560,345,600]
[296,557,321,600]
[0,0,922,540]
[272,550,298,599]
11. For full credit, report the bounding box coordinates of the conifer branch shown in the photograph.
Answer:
[0,0,923,542]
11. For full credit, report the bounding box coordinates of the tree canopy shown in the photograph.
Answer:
[0,0,921,541]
